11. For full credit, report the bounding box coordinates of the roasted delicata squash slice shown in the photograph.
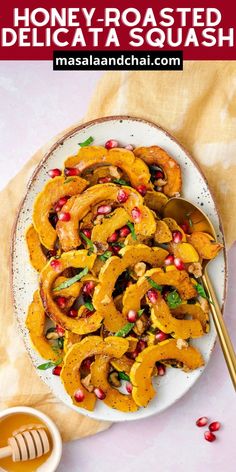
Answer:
[25,224,47,272]
[61,336,129,410]
[110,355,134,374]
[39,250,103,334]
[130,339,204,407]
[169,242,200,263]
[91,208,129,244]
[63,331,82,353]
[171,302,209,333]
[187,232,223,260]
[33,175,88,250]
[56,183,156,251]
[144,190,168,213]
[91,354,138,412]
[150,298,203,339]
[134,146,182,197]
[64,146,151,188]
[154,220,173,243]
[163,217,186,241]
[122,267,197,315]
[26,290,62,361]
[93,245,168,332]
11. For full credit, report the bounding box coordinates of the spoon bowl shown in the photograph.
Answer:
[163,197,236,390]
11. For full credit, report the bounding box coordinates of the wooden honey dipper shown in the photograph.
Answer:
[0,424,50,462]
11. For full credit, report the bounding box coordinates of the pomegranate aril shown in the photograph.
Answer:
[125,144,134,151]
[52,365,62,376]
[94,387,106,400]
[50,259,61,271]
[147,289,159,304]
[164,254,174,266]
[58,211,71,222]
[137,340,147,352]
[56,297,67,309]
[68,309,78,318]
[48,168,61,178]
[127,310,138,323]
[196,416,208,427]
[136,185,147,196]
[64,167,80,176]
[119,225,131,238]
[126,382,133,394]
[97,205,112,215]
[105,139,119,149]
[204,431,216,442]
[107,231,119,243]
[209,421,221,432]
[83,281,95,296]
[131,207,141,223]
[54,196,69,212]
[56,325,65,336]
[155,170,164,179]
[174,257,185,270]
[74,389,85,402]
[172,230,183,244]
[117,189,129,203]
[155,331,169,342]
[98,176,112,184]
[82,228,92,239]
[157,363,166,376]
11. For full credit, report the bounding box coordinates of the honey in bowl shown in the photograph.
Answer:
[0,413,52,472]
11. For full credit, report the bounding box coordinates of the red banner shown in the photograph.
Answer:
[0,0,235,60]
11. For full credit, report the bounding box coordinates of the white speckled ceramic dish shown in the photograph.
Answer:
[11,116,227,422]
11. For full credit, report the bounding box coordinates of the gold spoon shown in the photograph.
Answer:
[163,197,236,390]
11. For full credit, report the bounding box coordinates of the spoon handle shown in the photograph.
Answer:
[202,271,236,390]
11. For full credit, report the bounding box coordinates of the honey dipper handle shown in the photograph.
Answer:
[0,445,12,459]
[203,271,236,390]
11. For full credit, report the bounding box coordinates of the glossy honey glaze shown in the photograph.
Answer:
[0,413,51,472]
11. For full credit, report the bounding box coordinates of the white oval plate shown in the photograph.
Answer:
[12,116,227,422]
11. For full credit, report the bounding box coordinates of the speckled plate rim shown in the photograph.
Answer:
[11,115,228,423]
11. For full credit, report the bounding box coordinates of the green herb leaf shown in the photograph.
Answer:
[146,277,162,292]
[113,178,130,186]
[110,242,125,248]
[57,337,64,349]
[127,221,137,240]
[79,136,94,147]
[84,301,94,312]
[99,250,113,262]
[115,309,144,337]
[64,177,76,184]
[137,309,145,316]
[80,232,95,252]
[118,372,130,381]
[195,283,214,305]
[115,322,134,338]
[53,267,89,292]
[37,357,62,371]
[166,290,182,309]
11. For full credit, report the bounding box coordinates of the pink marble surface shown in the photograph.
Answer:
[0,62,235,472]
